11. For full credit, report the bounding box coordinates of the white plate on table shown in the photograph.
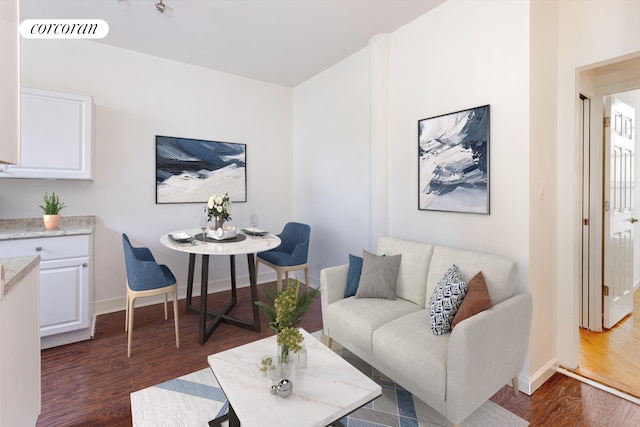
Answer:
[242,228,268,236]
[168,232,193,243]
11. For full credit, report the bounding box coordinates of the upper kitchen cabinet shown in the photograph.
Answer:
[0,87,94,180]
[0,2,20,166]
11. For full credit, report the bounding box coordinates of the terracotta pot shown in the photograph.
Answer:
[43,214,61,230]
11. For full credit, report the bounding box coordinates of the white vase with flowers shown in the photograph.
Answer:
[205,193,232,230]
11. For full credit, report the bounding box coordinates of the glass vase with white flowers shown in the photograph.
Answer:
[205,193,232,229]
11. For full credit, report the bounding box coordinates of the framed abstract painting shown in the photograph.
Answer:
[418,105,490,214]
[155,135,247,204]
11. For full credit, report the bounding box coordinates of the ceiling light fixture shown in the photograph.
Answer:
[155,0,173,17]
[118,0,131,10]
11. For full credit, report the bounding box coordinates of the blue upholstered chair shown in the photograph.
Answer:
[122,233,179,357]
[256,222,311,291]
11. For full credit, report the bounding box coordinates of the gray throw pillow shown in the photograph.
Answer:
[355,250,401,300]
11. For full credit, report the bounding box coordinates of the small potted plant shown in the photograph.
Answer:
[39,192,66,230]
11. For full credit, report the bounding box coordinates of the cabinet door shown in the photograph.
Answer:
[0,2,20,166]
[0,87,93,180]
[40,257,90,337]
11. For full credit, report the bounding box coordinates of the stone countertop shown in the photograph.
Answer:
[1,255,40,298]
[0,215,95,241]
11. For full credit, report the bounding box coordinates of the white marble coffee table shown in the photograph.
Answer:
[207,329,381,427]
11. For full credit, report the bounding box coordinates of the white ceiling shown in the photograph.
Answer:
[20,0,445,87]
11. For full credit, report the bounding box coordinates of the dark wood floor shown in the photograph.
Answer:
[36,283,640,426]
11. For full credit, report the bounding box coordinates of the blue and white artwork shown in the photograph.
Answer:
[418,105,489,214]
[156,135,246,204]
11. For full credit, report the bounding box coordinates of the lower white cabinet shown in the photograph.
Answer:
[0,234,94,348]
[40,256,90,337]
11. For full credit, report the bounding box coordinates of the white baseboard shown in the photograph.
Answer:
[98,269,310,315]
[41,328,92,350]
[522,356,559,395]
[96,275,250,315]
[95,270,319,316]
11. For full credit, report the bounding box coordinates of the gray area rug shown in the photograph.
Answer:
[131,336,528,427]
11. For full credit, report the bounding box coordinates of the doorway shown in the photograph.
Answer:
[577,58,640,398]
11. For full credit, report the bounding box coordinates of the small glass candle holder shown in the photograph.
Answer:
[260,355,273,377]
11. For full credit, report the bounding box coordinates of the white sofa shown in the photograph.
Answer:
[320,237,532,427]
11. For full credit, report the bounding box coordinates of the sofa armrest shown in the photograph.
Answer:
[445,292,532,424]
[320,264,349,333]
[320,264,348,306]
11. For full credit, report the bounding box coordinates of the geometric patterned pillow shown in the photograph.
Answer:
[429,265,468,336]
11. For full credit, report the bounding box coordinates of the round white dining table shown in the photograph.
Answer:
[160,228,281,345]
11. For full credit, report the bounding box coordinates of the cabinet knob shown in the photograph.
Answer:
[35,246,42,251]
[82,263,88,268]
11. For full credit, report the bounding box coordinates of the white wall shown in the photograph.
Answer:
[556,0,640,368]
[390,0,533,388]
[528,0,559,391]
[293,0,640,393]
[2,39,293,313]
[387,0,530,284]
[294,0,535,388]
[293,48,372,275]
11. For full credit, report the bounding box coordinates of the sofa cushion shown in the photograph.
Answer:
[425,246,517,307]
[451,271,492,329]
[355,250,401,300]
[377,237,434,307]
[372,311,449,404]
[429,265,467,335]
[344,254,363,298]
[325,297,422,354]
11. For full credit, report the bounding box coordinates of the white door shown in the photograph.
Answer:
[603,96,636,329]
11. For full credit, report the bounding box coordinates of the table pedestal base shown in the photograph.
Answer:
[185,253,261,345]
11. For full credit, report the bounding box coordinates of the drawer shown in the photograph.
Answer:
[0,235,90,261]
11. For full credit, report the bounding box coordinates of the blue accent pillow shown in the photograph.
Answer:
[344,254,363,298]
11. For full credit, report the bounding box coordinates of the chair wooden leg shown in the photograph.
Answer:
[172,287,179,349]
[512,376,520,396]
[163,293,168,320]
[304,267,310,287]
[124,291,129,332]
[125,284,180,357]
[127,294,136,358]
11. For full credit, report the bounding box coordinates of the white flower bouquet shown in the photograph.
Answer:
[205,193,232,222]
